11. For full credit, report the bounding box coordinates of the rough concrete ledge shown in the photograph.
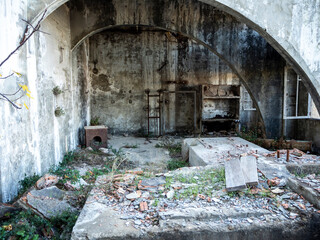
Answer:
[72,178,316,240]
[287,177,320,209]
[71,197,312,240]
[286,164,320,176]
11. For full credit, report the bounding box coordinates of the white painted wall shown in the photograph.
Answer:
[0,4,83,202]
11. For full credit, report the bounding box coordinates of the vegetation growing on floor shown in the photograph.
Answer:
[49,152,81,184]
[0,210,78,240]
[165,168,226,199]
[2,143,137,239]
[155,137,188,170]
[122,143,139,149]
[167,159,188,170]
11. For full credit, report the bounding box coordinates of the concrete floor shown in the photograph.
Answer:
[108,136,179,172]
[71,137,319,239]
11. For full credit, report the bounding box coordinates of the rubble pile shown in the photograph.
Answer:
[84,166,319,232]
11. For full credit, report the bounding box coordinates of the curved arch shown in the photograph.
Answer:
[30,0,68,26]
[29,0,320,113]
[72,24,267,135]
[200,0,320,114]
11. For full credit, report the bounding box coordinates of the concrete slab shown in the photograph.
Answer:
[182,137,269,167]
[182,137,292,183]
[287,177,320,209]
[240,156,258,186]
[108,136,176,172]
[224,158,246,191]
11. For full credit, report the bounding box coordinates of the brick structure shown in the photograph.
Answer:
[84,125,108,149]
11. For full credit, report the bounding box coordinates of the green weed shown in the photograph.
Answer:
[90,116,100,126]
[49,152,81,184]
[167,159,188,170]
[18,173,41,195]
[122,144,139,149]
[0,209,79,240]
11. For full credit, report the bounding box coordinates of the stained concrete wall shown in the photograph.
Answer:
[0,5,84,202]
[284,68,320,154]
[200,0,320,113]
[67,0,285,138]
[83,28,247,135]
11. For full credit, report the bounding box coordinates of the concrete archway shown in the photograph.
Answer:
[68,0,285,138]
[28,0,320,115]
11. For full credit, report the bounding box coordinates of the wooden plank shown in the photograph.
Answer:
[240,156,258,186]
[224,158,246,191]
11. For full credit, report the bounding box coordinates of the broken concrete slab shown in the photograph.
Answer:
[17,186,77,218]
[72,192,314,240]
[224,158,246,191]
[182,137,269,167]
[286,164,320,176]
[182,137,292,186]
[71,157,320,240]
[257,156,291,180]
[287,177,320,209]
[240,156,258,186]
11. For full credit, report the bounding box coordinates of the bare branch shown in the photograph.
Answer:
[0,73,14,80]
[0,9,47,68]
[2,87,22,96]
[11,94,25,102]
[21,19,50,35]
[21,19,36,31]
[0,92,22,109]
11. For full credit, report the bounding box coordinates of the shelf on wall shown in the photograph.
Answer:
[201,118,239,122]
[203,96,240,99]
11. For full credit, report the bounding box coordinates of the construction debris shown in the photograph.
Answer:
[16,186,77,218]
